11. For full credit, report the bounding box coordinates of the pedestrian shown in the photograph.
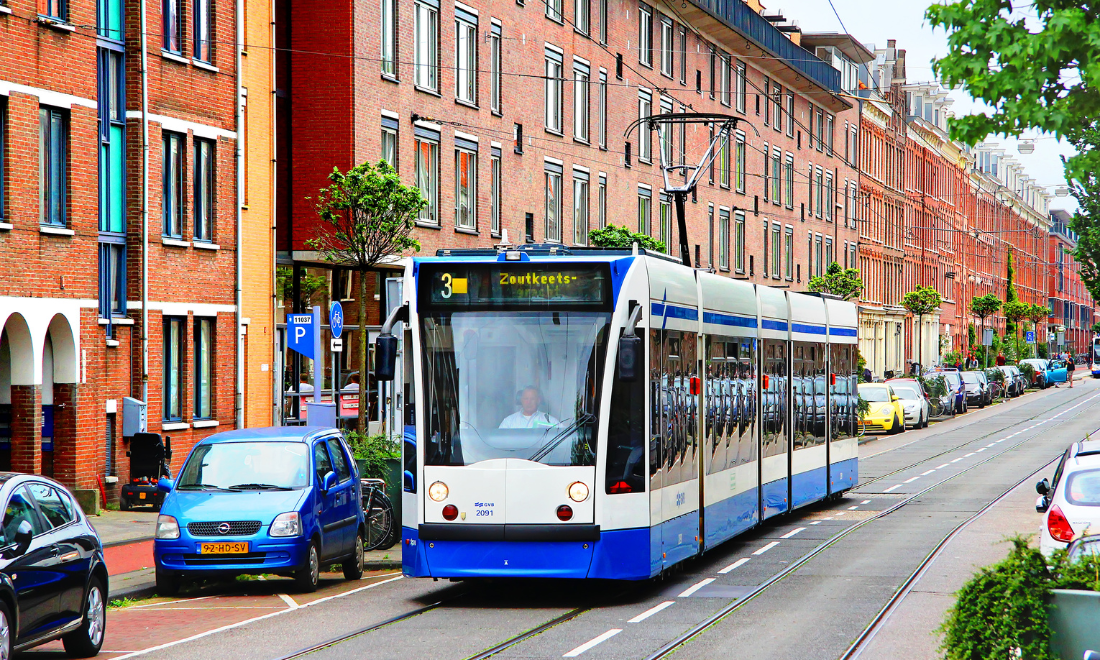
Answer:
[996,353,1006,366]
[1067,352,1076,388]
[863,366,873,383]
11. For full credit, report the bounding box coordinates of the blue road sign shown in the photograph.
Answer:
[1026,330,1036,344]
[287,313,316,359]
[330,301,344,339]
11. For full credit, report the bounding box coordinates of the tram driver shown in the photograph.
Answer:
[499,386,561,429]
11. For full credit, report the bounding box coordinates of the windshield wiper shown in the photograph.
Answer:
[529,414,595,463]
[177,483,228,491]
[227,483,293,491]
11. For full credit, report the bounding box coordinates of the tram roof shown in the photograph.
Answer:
[425,245,682,263]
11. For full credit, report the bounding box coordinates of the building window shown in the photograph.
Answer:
[97,0,122,39]
[454,146,477,230]
[638,90,652,162]
[807,164,814,215]
[415,132,440,224]
[573,171,589,245]
[734,133,745,192]
[598,174,607,227]
[41,0,67,19]
[678,26,687,84]
[784,226,793,280]
[98,243,126,319]
[193,0,211,61]
[575,0,588,34]
[786,93,794,136]
[162,131,184,236]
[807,232,813,278]
[545,164,563,241]
[455,10,477,104]
[719,208,730,271]
[0,101,6,221]
[598,69,607,148]
[98,49,125,234]
[381,119,398,165]
[733,210,744,272]
[815,168,824,217]
[163,0,182,52]
[490,149,501,235]
[815,234,823,275]
[762,220,768,275]
[824,171,834,222]
[825,114,834,156]
[784,154,794,208]
[637,187,651,235]
[573,60,590,142]
[194,318,213,420]
[163,317,185,422]
[762,142,770,201]
[658,194,671,252]
[659,98,673,164]
[414,0,439,91]
[763,79,770,126]
[735,60,746,112]
[816,109,825,152]
[770,223,781,278]
[659,16,673,77]
[39,107,68,227]
[772,83,782,133]
[381,0,397,77]
[638,3,652,67]
[598,0,607,44]
[490,23,502,112]
[719,53,730,106]
[719,133,730,189]
[193,138,214,242]
[771,148,781,203]
[546,0,562,22]
[545,48,564,133]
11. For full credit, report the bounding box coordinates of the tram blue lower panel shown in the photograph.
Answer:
[762,478,788,519]
[403,530,596,579]
[791,465,828,509]
[589,527,653,580]
[830,458,858,494]
[703,489,759,550]
[657,510,700,570]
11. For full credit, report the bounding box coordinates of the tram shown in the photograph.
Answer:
[1091,336,1100,377]
[375,245,859,580]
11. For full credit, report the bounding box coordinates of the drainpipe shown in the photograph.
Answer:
[269,0,279,426]
[140,0,150,406]
[235,0,245,428]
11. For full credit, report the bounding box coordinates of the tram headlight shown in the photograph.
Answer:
[428,481,449,502]
[568,481,590,503]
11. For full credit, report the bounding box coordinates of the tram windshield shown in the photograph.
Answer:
[421,310,611,466]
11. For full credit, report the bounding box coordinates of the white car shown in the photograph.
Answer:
[1036,441,1100,556]
[885,379,930,429]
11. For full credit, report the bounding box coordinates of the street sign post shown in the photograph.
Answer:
[331,338,343,352]
[287,313,316,360]
[1026,331,1036,344]
[330,302,344,339]
[982,328,993,346]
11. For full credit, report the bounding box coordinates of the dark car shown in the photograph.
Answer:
[0,474,107,657]
[997,365,1027,397]
[936,370,968,414]
[961,371,991,408]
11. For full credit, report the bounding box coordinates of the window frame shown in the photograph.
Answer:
[784,226,793,280]
[39,106,69,228]
[163,316,185,422]
[718,208,730,271]
[415,132,440,225]
[784,153,794,209]
[193,0,212,62]
[490,149,501,236]
[659,15,673,78]
[162,0,182,53]
[733,210,744,273]
[381,0,398,78]
[546,0,562,23]
[734,132,745,193]
[638,3,652,67]
[545,164,563,242]
[413,0,439,92]
[454,11,478,105]
[637,186,651,235]
[637,90,652,163]
[735,60,746,113]
[489,23,502,113]
[598,174,607,228]
[573,60,590,143]
[770,222,781,279]
[574,0,589,34]
[381,121,398,166]
[598,0,607,44]
[193,317,213,420]
[573,170,589,245]
[544,48,564,134]
[454,145,478,231]
[193,137,214,242]
[162,131,184,237]
[597,69,608,149]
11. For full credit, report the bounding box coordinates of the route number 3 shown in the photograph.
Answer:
[441,273,453,298]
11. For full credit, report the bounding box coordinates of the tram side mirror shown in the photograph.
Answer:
[403,470,415,492]
[376,334,398,381]
[618,334,642,381]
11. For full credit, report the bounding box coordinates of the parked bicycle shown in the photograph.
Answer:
[361,478,398,551]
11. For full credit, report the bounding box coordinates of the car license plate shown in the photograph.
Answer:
[199,542,249,555]
[139,492,146,500]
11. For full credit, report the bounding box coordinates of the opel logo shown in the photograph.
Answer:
[217,522,231,535]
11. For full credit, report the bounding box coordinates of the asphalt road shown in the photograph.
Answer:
[43,379,1100,660]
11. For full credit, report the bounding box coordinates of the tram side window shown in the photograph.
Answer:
[607,331,646,494]
[762,339,787,458]
[739,338,757,465]
[650,329,698,488]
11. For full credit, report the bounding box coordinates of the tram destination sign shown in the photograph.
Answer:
[424,263,609,307]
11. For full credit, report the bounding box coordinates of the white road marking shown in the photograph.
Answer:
[809,521,822,525]
[935,464,950,469]
[860,500,871,505]
[921,470,935,476]
[129,595,219,609]
[677,578,716,597]
[718,558,750,574]
[986,443,997,448]
[834,511,846,516]
[883,484,901,492]
[111,574,404,659]
[781,527,805,539]
[627,601,675,623]
[904,477,919,483]
[951,458,964,463]
[964,452,976,457]
[753,541,781,556]
[823,517,835,520]
[847,505,859,510]
[564,629,622,657]
[977,448,987,452]
[278,594,298,610]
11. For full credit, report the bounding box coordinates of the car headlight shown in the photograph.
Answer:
[428,481,449,502]
[270,512,301,538]
[568,481,590,503]
[155,515,180,540]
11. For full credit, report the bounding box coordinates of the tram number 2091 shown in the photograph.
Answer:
[675,492,686,507]
[474,502,495,517]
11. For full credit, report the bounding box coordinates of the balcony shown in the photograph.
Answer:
[688,0,841,93]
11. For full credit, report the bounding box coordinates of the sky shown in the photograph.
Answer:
[775,0,1078,213]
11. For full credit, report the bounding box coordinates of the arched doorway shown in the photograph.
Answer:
[1,313,37,474]
[44,314,78,485]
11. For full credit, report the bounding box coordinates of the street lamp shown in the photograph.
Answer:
[1018,140,1036,155]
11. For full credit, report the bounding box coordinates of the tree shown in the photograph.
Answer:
[926,2,1100,183]
[1003,300,1029,361]
[807,262,865,301]
[903,286,943,372]
[1026,303,1052,358]
[588,224,666,252]
[969,293,1002,368]
[1069,129,1100,303]
[307,160,424,432]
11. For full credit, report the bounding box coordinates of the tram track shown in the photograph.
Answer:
[641,390,1100,660]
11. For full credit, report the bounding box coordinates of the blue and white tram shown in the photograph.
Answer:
[376,246,859,580]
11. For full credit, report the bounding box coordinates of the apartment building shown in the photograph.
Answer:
[0,0,239,500]
[1048,209,1096,353]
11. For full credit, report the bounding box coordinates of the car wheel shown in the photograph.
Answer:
[891,414,903,434]
[119,496,131,511]
[156,568,180,596]
[0,598,11,660]
[295,540,320,593]
[62,576,106,658]
[343,533,365,581]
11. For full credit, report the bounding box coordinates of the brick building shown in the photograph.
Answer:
[1048,209,1095,354]
[0,0,239,500]
[273,0,862,424]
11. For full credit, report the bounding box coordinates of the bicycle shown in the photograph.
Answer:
[361,478,398,551]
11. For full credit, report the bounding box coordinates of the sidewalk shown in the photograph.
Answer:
[88,510,401,600]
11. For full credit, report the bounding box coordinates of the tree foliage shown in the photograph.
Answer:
[927,1,1100,183]
[969,294,1002,322]
[903,286,943,317]
[308,160,424,431]
[807,261,865,301]
[588,224,666,252]
[1069,129,1100,302]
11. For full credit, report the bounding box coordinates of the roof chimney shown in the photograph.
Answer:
[887,39,896,48]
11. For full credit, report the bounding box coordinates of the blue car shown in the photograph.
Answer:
[153,427,366,594]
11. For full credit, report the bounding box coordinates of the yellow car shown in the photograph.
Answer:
[857,383,906,435]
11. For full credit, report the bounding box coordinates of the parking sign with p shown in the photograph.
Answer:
[287,314,316,359]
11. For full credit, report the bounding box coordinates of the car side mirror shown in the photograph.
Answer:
[891,395,899,402]
[6,520,33,559]
[1036,478,1050,496]
[157,477,174,493]
[322,471,338,493]
[1036,495,1050,514]
[165,436,173,461]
